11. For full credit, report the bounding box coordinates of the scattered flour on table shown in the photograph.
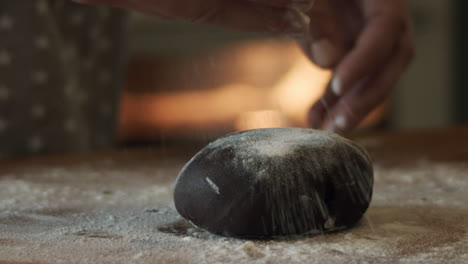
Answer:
[0,157,467,264]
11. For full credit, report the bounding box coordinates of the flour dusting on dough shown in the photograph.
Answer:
[208,128,337,158]
[202,128,371,181]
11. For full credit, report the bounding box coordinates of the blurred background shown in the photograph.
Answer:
[117,0,465,144]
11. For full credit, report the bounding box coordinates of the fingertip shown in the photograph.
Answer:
[334,114,347,129]
[308,97,333,129]
[310,39,340,68]
[331,76,342,96]
[323,113,348,132]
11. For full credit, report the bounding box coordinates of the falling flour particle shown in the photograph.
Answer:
[205,177,220,195]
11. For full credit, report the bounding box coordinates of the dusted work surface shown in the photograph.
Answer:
[0,127,467,264]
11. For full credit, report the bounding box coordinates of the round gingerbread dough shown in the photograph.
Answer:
[174,128,374,238]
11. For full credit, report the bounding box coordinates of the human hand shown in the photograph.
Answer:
[71,0,317,36]
[73,0,414,133]
[302,0,415,132]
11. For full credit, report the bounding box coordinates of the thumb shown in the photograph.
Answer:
[297,0,347,68]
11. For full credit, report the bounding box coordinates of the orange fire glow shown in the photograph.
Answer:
[119,40,382,141]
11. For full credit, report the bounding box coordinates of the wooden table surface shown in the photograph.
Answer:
[0,126,467,264]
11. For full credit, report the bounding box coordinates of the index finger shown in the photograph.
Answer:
[331,0,410,95]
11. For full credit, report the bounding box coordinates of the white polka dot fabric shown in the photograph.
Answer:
[0,1,125,157]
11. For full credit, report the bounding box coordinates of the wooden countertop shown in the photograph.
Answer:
[0,126,467,264]
[354,125,468,164]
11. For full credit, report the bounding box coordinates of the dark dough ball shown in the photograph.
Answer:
[174,128,374,238]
